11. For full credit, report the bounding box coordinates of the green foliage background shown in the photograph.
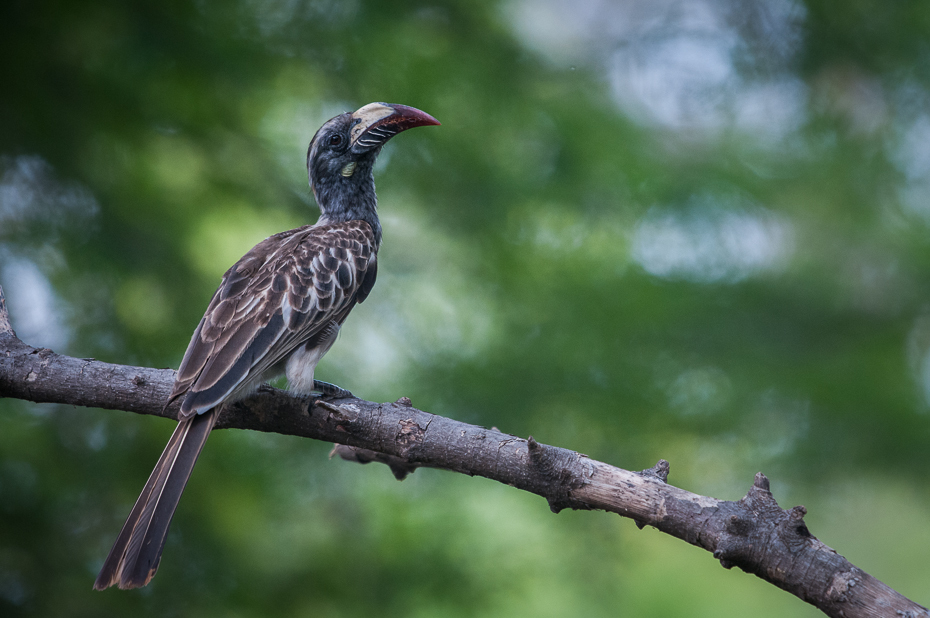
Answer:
[1,0,929,615]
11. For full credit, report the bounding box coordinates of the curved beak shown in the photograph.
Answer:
[350,103,440,152]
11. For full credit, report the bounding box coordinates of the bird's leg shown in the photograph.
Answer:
[313,380,353,399]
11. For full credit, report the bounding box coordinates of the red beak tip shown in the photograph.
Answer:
[389,104,441,128]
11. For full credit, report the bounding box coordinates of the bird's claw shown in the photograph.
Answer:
[313,380,353,399]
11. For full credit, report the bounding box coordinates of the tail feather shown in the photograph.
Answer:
[120,419,194,585]
[93,409,218,590]
[93,431,182,589]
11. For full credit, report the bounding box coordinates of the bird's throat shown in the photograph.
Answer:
[314,173,382,247]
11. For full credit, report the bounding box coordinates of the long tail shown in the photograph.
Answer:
[93,409,218,590]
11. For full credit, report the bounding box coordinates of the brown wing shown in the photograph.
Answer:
[166,220,378,419]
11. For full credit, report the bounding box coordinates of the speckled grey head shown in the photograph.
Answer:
[306,103,439,237]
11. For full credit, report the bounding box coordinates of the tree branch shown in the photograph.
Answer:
[0,285,925,617]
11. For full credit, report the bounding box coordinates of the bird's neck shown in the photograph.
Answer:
[314,173,383,247]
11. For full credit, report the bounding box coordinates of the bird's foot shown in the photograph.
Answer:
[313,380,353,399]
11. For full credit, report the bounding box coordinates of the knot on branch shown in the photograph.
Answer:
[395,418,426,456]
[527,436,587,514]
[713,472,816,573]
[637,459,670,483]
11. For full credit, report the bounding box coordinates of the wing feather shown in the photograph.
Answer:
[169,221,378,418]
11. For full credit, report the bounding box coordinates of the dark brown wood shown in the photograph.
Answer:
[0,285,926,617]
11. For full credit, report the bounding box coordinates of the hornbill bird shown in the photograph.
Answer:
[94,102,440,590]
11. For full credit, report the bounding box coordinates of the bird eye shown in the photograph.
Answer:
[329,134,343,147]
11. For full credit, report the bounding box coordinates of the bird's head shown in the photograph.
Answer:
[306,102,439,221]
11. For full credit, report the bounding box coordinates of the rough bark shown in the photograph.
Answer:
[0,285,926,618]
